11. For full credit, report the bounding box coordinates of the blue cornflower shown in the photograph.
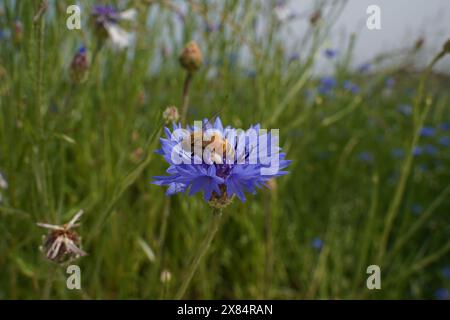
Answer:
[397,104,412,116]
[324,48,338,59]
[424,144,438,156]
[311,237,323,251]
[92,5,136,49]
[411,203,423,215]
[385,77,395,88]
[442,266,450,279]
[288,53,300,63]
[391,148,405,159]
[412,146,423,157]
[440,122,449,131]
[435,288,449,300]
[358,63,371,73]
[439,136,450,147]
[357,151,373,163]
[318,76,336,95]
[343,80,360,94]
[420,126,436,137]
[152,118,291,206]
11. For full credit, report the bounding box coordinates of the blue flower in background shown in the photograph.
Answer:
[424,144,438,156]
[311,237,323,251]
[435,288,449,300]
[288,53,300,63]
[442,266,450,279]
[318,76,336,95]
[343,80,360,94]
[440,122,449,131]
[324,48,338,59]
[153,118,291,204]
[385,77,395,88]
[420,127,436,137]
[357,151,373,163]
[439,136,450,147]
[411,203,423,215]
[358,63,371,73]
[391,148,405,159]
[397,104,412,116]
[412,146,423,157]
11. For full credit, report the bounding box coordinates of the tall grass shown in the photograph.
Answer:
[0,0,449,299]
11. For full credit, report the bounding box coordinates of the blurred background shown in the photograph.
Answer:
[0,0,449,300]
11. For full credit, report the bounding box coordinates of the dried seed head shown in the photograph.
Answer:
[37,210,87,264]
[179,41,203,74]
[163,106,180,123]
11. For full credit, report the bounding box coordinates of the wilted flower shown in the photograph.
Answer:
[163,106,180,123]
[152,118,290,207]
[70,46,89,84]
[179,41,203,74]
[92,5,136,49]
[37,210,87,264]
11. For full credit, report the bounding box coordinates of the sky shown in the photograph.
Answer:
[287,0,450,72]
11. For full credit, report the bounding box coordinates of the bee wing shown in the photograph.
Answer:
[65,239,87,257]
[36,222,64,231]
[67,210,84,229]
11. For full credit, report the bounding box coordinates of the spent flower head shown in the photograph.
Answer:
[163,106,180,123]
[91,5,136,49]
[37,210,87,264]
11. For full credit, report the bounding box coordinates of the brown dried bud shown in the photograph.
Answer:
[70,47,89,84]
[163,106,180,123]
[443,39,450,54]
[179,41,203,74]
[309,10,321,26]
[414,37,425,51]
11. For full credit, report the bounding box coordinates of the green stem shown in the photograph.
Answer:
[175,207,223,299]
[181,72,193,125]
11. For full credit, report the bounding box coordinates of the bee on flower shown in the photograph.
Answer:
[152,118,291,208]
[37,210,87,264]
[91,5,137,49]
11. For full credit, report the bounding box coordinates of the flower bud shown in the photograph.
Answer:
[443,39,450,54]
[179,41,203,74]
[309,10,321,26]
[163,106,180,123]
[70,47,89,84]
[13,20,23,46]
[160,270,172,284]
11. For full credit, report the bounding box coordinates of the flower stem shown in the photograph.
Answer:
[181,72,193,125]
[175,207,223,299]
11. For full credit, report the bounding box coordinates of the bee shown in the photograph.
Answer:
[37,210,87,264]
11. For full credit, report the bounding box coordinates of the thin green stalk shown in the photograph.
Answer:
[175,207,223,299]
[376,49,447,264]
[181,72,193,125]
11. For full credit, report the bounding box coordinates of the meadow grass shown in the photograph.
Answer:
[0,0,449,299]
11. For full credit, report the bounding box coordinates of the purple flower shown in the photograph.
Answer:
[358,151,373,163]
[358,63,371,73]
[311,237,323,250]
[439,136,450,147]
[391,148,404,159]
[435,288,449,300]
[152,118,291,204]
[324,48,338,59]
[343,80,360,94]
[288,53,300,63]
[318,76,336,95]
[413,146,423,157]
[440,122,449,131]
[385,77,395,88]
[424,144,438,156]
[442,266,450,279]
[420,126,436,137]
